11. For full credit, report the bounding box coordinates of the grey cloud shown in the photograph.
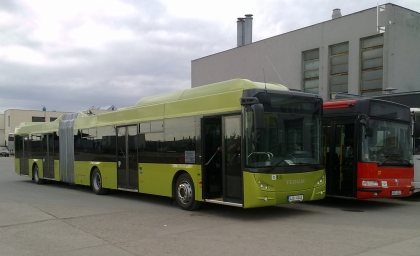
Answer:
[2,0,419,113]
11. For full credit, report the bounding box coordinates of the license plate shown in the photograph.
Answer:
[391,190,402,196]
[288,195,304,202]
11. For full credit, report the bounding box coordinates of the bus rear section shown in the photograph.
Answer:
[323,98,414,199]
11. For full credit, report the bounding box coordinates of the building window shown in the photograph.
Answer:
[329,42,349,98]
[50,117,57,122]
[302,49,320,94]
[32,116,45,122]
[360,35,383,96]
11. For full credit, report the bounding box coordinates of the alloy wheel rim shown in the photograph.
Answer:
[94,173,101,190]
[177,181,192,205]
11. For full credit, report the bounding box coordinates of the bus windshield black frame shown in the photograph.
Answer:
[244,92,323,173]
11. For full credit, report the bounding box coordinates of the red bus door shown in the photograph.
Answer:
[332,123,356,197]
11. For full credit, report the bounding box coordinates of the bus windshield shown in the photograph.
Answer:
[245,93,322,170]
[361,119,412,165]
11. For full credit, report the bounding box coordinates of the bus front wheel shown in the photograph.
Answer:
[91,168,108,195]
[174,173,201,211]
[33,165,45,184]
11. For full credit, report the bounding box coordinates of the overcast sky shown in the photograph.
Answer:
[1,0,419,113]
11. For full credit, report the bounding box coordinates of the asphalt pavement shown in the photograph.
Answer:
[1,156,420,256]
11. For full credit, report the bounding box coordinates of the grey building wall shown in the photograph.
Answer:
[191,4,420,100]
[386,6,420,92]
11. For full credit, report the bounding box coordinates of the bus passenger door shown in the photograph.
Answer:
[42,133,55,179]
[223,115,243,202]
[333,123,356,197]
[17,135,29,176]
[202,117,222,199]
[116,125,139,191]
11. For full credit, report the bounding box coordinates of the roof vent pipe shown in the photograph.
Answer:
[332,9,342,19]
[244,14,253,45]
[237,18,245,47]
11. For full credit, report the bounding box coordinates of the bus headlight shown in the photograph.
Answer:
[316,175,325,185]
[257,180,269,190]
[362,181,379,187]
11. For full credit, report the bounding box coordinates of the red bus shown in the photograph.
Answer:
[323,98,414,199]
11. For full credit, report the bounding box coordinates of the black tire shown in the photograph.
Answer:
[91,168,108,195]
[33,165,45,184]
[174,173,202,211]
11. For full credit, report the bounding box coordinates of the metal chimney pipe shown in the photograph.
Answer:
[332,9,342,19]
[244,14,253,45]
[237,18,245,47]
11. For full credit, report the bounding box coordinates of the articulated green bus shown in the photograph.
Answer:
[14,79,326,210]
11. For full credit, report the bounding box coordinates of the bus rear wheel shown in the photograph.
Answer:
[33,165,45,184]
[175,173,201,211]
[91,168,108,195]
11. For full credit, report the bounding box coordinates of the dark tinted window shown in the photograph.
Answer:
[32,116,45,122]
[257,93,322,115]
[164,117,196,164]
[75,128,99,161]
[370,101,410,122]
[139,132,165,163]
[14,135,23,158]
[97,126,117,162]
[29,134,43,158]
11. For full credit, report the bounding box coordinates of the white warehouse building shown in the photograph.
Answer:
[191,3,420,100]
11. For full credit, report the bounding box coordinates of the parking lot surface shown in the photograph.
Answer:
[1,157,420,256]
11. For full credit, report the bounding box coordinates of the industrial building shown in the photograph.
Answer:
[191,3,420,100]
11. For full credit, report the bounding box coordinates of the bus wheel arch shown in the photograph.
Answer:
[32,163,45,184]
[90,167,108,195]
[173,171,202,211]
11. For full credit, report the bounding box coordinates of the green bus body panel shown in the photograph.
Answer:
[164,91,242,118]
[15,121,60,135]
[74,115,97,131]
[54,160,60,181]
[15,158,20,175]
[74,162,92,186]
[243,170,326,208]
[73,162,118,189]
[95,104,165,127]
[15,79,288,135]
[135,79,288,108]
[139,163,202,201]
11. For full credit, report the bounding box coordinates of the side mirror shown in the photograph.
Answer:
[359,116,373,137]
[365,119,374,137]
[252,103,265,130]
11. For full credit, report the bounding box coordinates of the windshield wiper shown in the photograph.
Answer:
[378,153,401,166]
[267,158,287,173]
